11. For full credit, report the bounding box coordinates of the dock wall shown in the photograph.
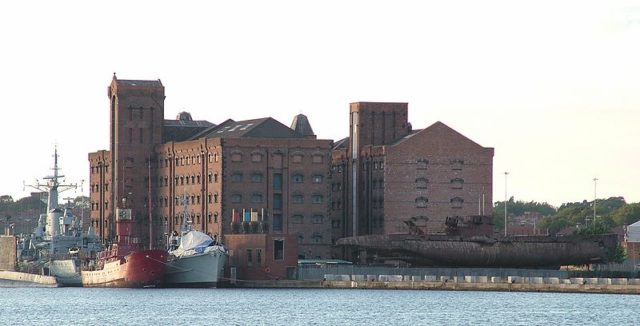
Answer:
[0,271,58,287]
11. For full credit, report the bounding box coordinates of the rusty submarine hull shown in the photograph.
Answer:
[336,233,619,268]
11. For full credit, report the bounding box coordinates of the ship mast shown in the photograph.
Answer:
[24,146,79,237]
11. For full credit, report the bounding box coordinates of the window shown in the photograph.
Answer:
[451,178,464,189]
[273,194,282,209]
[274,239,284,260]
[292,153,303,163]
[416,178,428,189]
[451,197,464,209]
[256,249,262,265]
[332,219,341,229]
[128,128,133,144]
[416,197,428,208]
[292,194,304,204]
[273,214,283,232]
[214,193,219,203]
[417,159,429,170]
[273,173,282,190]
[231,152,242,162]
[312,175,323,183]
[247,249,253,267]
[312,214,324,224]
[139,128,143,144]
[251,193,263,203]
[208,173,213,183]
[451,159,464,170]
[231,172,243,182]
[312,194,323,204]
[312,154,323,164]
[312,233,323,244]
[231,194,242,203]
[292,174,304,183]
[251,173,263,183]
[291,215,303,224]
[297,233,304,244]
[251,153,263,162]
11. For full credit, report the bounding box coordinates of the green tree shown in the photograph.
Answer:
[611,203,640,226]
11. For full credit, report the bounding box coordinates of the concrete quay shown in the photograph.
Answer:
[0,271,59,287]
[316,274,640,294]
[228,274,640,294]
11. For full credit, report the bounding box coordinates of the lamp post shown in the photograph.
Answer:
[504,171,509,237]
[593,177,598,224]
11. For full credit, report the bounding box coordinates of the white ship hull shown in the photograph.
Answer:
[163,247,227,287]
[48,259,82,287]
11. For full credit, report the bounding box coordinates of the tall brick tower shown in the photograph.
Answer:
[348,102,410,236]
[108,74,165,243]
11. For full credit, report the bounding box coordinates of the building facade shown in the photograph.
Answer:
[89,76,332,280]
[330,102,494,257]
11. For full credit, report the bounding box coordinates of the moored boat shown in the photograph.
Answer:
[161,195,227,287]
[162,230,227,287]
[81,208,167,288]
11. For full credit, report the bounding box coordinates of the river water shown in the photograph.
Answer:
[1,288,637,325]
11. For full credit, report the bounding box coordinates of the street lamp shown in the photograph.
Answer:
[593,177,598,224]
[504,171,509,237]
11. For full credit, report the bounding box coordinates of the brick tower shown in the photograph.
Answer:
[108,74,165,243]
[347,102,411,236]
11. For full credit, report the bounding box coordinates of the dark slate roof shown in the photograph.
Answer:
[163,119,215,142]
[190,117,304,140]
[391,121,485,148]
[116,79,163,87]
[290,114,315,137]
[332,137,349,150]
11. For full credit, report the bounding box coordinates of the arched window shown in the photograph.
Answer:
[415,197,428,208]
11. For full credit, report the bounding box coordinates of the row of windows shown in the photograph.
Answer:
[158,153,220,168]
[230,193,324,204]
[230,172,324,184]
[415,178,464,189]
[89,165,109,174]
[127,128,148,144]
[230,152,325,164]
[290,214,325,224]
[417,158,464,170]
[90,183,109,192]
[128,107,151,121]
[415,197,465,208]
[297,232,324,244]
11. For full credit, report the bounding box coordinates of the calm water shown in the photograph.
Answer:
[0,288,637,325]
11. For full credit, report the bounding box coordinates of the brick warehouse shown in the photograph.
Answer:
[330,102,494,258]
[89,76,494,278]
[89,75,332,281]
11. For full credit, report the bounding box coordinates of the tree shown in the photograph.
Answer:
[0,195,13,204]
[611,203,640,226]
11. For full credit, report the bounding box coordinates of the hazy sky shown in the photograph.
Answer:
[1,1,638,207]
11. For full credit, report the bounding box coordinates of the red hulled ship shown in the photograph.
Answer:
[81,208,166,288]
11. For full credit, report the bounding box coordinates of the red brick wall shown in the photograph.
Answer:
[384,122,494,235]
[225,234,297,280]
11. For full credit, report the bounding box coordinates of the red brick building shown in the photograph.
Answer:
[330,102,494,256]
[89,75,332,280]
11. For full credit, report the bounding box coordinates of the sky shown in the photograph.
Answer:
[0,1,639,207]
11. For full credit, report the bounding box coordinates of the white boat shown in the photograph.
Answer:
[162,195,227,287]
[163,231,227,287]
